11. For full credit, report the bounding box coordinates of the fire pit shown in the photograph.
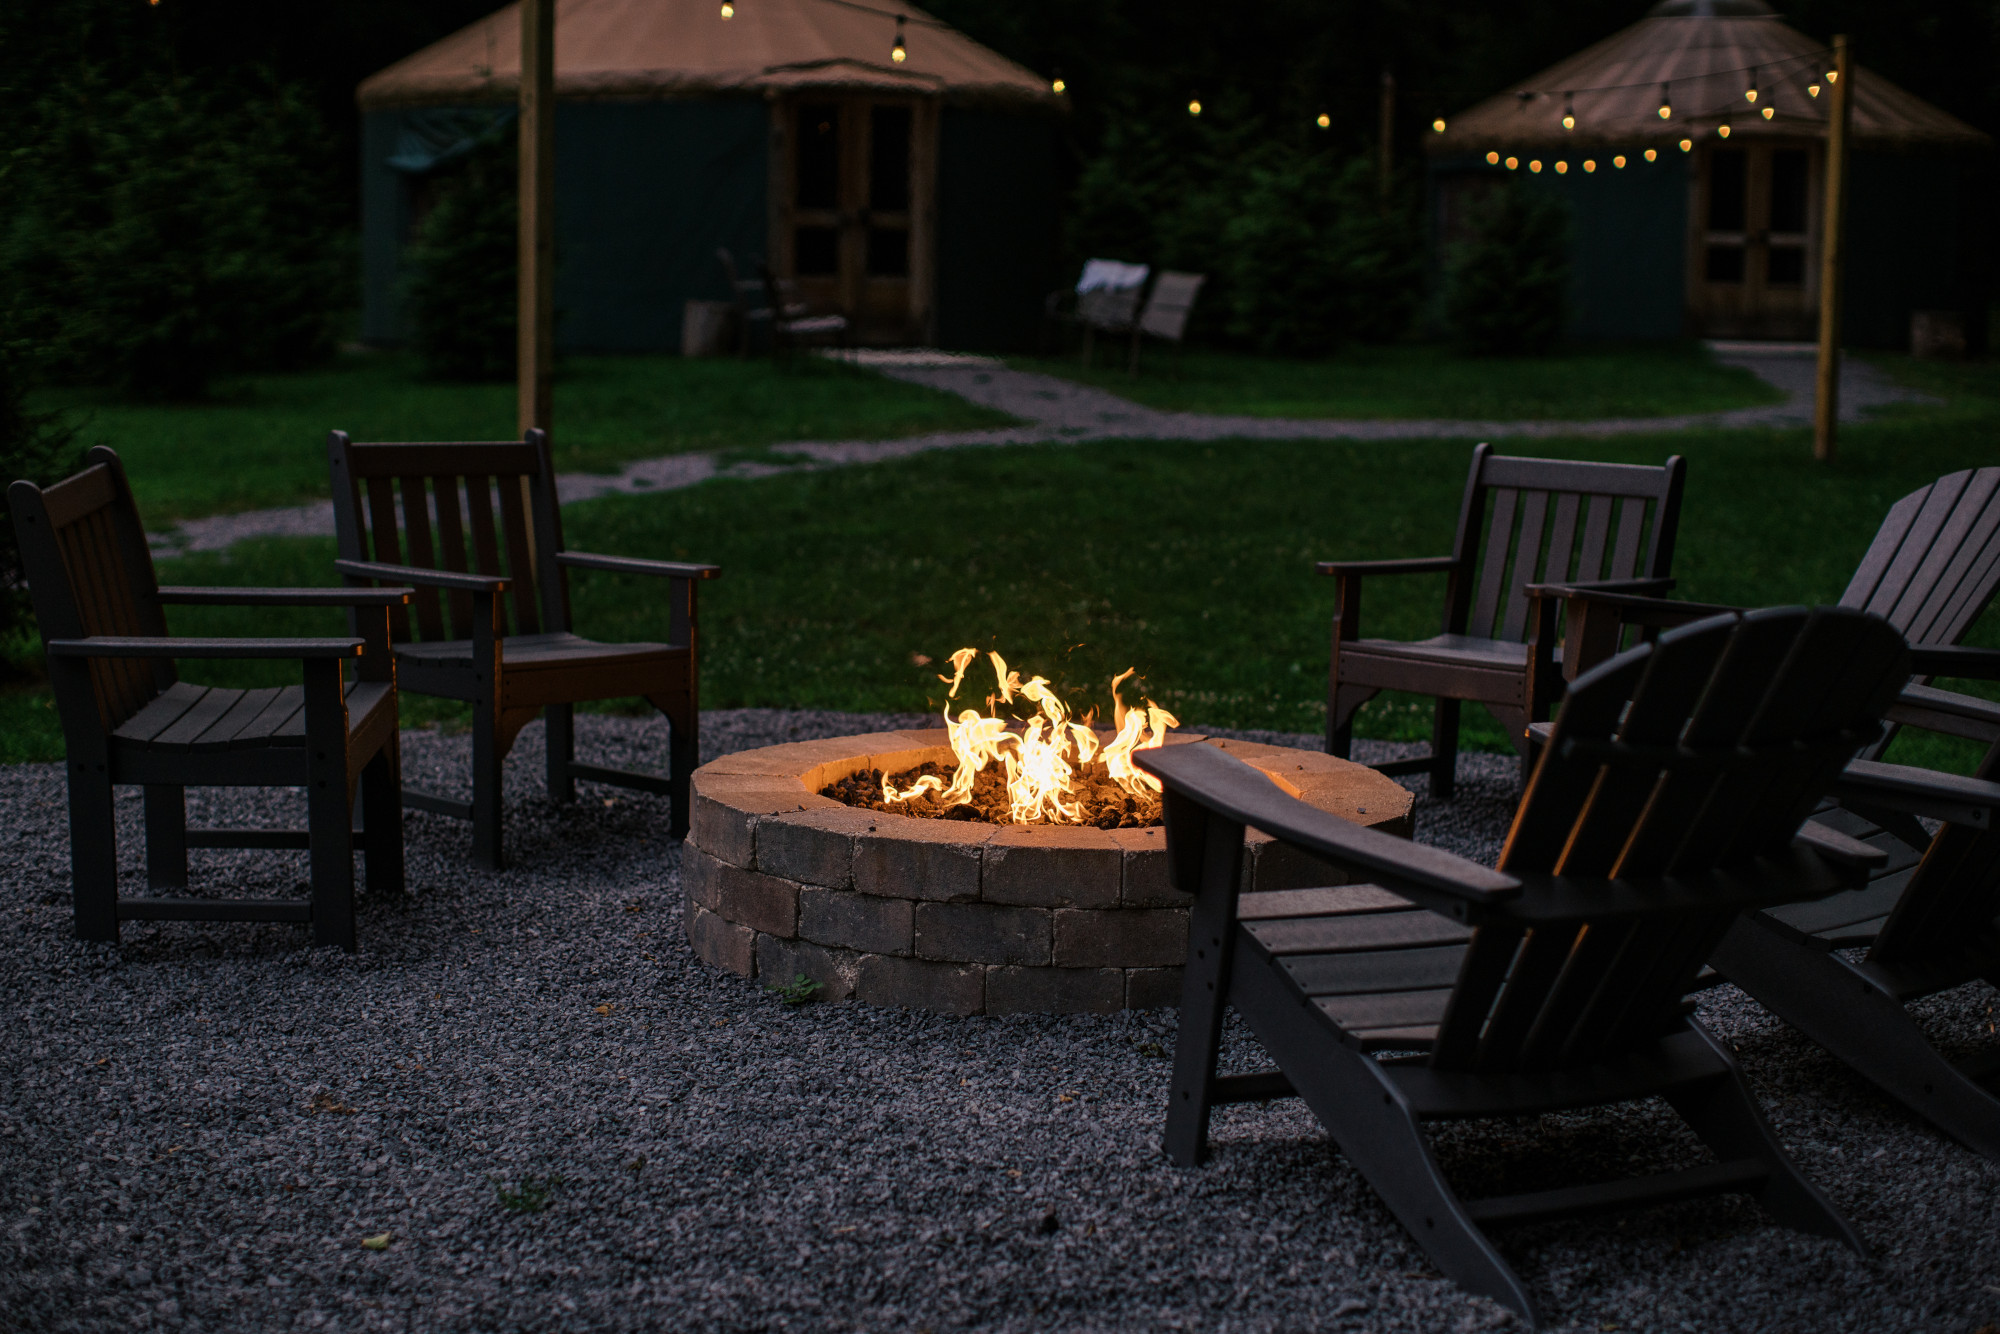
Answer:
[683,731,1414,1016]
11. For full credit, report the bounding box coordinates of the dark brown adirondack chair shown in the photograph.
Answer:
[9,447,407,951]
[328,429,720,868]
[1322,443,1686,797]
[1143,605,1909,1327]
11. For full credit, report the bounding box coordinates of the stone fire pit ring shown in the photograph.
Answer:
[683,730,1415,1015]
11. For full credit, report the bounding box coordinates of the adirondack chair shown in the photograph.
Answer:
[1323,443,1687,797]
[327,429,719,867]
[8,447,408,951]
[1127,271,1205,376]
[1141,605,1911,1326]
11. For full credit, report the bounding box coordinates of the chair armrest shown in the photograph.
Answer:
[335,559,506,594]
[1500,842,1872,922]
[1834,757,2000,830]
[1137,743,1519,919]
[46,636,364,660]
[1907,644,2000,681]
[556,552,723,580]
[1523,577,1677,598]
[157,585,413,607]
[1884,682,2000,744]
[1314,555,1458,578]
[1522,585,1737,624]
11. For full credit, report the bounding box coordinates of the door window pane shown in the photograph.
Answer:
[795,226,839,275]
[867,228,909,276]
[1769,150,1809,233]
[1708,150,1747,231]
[869,106,912,213]
[1767,246,1806,286]
[1706,246,1746,283]
[796,104,840,210]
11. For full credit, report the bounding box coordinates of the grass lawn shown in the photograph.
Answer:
[1011,342,1784,420]
[8,354,1996,775]
[29,349,1014,525]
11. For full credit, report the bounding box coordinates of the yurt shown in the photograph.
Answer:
[358,0,1065,352]
[1426,0,1991,346]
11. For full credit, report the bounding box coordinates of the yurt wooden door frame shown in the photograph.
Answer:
[1688,139,1822,339]
[771,95,939,345]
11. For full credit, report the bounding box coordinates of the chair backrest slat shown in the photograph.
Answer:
[1450,450,1687,647]
[1842,468,2000,646]
[328,432,569,645]
[1430,607,1909,1075]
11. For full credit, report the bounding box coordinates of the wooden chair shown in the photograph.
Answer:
[328,429,720,867]
[714,247,772,357]
[757,264,849,358]
[1127,271,1205,375]
[1141,605,1911,1327]
[8,447,407,952]
[1323,443,1687,797]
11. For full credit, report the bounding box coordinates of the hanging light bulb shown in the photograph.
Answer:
[1679,138,1693,152]
[1188,97,1202,116]
[1761,104,1775,120]
[1826,69,1839,84]
[1613,154,1627,168]
[1746,68,1759,103]
[1644,148,1657,162]
[1583,159,1596,173]
[1718,122,1732,139]
[1505,156,1519,170]
[1562,92,1575,131]
[1529,159,1543,173]
[1486,150,1501,165]
[719,0,734,16]
[1658,82,1672,119]
[1555,160,1569,174]
[1051,68,1065,94]
[891,15,906,63]
[1432,116,1447,133]
[1317,112,1331,129]
[1809,82,1822,98]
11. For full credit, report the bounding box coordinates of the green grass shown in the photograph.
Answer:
[30,350,1014,525]
[1010,342,1784,420]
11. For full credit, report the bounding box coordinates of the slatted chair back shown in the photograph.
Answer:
[1428,606,1909,1075]
[1448,443,1687,646]
[9,447,172,736]
[328,430,566,647]
[1136,272,1205,343]
[1840,467,2000,645]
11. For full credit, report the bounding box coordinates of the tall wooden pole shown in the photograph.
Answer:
[1813,34,1852,463]
[1378,70,1396,204]
[518,0,556,437]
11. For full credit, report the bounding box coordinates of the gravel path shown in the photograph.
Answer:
[2,712,1995,1333]
[146,350,1928,557]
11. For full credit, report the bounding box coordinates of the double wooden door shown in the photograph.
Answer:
[775,96,937,345]
[1691,142,1819,339]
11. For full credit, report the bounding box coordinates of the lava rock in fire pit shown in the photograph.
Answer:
[821,760,1162,829]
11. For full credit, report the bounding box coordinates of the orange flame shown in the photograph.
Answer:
[882,648,1178,823]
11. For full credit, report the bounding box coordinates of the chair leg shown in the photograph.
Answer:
[67,762,118,943]
[1327,684,1376,760]
[1666,1022,1869,1252]
[143,785,188,890]
[1713,917,2000,1161]
[546,702,575,804]
[303,660,357,952]
[471,692,505,871]
[647,687,698,841]
[360,736,405,898]
[1431,698,1462,800]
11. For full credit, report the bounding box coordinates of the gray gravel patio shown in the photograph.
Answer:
[2,709,1995,1333]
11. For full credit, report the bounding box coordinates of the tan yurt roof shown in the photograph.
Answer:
[1429,0,1988,155]
[357,0,1061,111]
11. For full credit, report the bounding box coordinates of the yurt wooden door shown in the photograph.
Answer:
[1691,143,1818,339]
[776,97,938,345]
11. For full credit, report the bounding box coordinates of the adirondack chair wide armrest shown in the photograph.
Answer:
[1885,682,2000,744]
[46,636,365,660]
[1907,644,2000,680]
[1522,585,1736,624]
[1138,744,1519,919]
[1834,757,2000,829]
[157,585,414,607]
[1499,843,1875,923]
[556,552,723,580]
[334,559,507,594]
[1315,555,1458,578]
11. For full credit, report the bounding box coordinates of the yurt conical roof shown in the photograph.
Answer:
[1428,0,1988,155]
[356,0,1060,111]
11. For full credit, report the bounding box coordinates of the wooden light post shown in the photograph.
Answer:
[1813,34,1852,463]
[519,0,556,437]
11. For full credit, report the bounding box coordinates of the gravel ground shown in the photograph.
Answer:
[2,710,1995,1334]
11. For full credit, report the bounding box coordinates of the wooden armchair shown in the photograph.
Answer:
[1128,271,1205,376]
[9,447,408,952]
[328,429,719,868]
[714,247,771,357]
[757,263,848,358]
[1143,605,1910,1326]
[1323,443,1686,797]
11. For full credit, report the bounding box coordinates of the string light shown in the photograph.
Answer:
[1486,150,1501,164]
[719,0,733,16]
[1644,148,1657,161]
[1613,154,1627,168]
[1432,117,1447,133]
[1679,138,1692,152]
[1529,159,1543,173]
[1717,122,1731,139]
[891,14,906,62]
[1658,82,1672,119]
[1317,112,1331,128]
[1583,159,1596,172]
[1051,71,1065,94]
[1505,156,1519,170]
[1745,68,1758,103]
[1555,160,1568,174]
[1187,97,1202,116]
[1761,105,1775,120]
[1809,82,1822,97]
[1826,69,1839,83]
[1562,92,1575,131]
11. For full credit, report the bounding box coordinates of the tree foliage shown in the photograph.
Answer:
[405,127,520,383]
[1445,183,1573,356]
[0,341,81,658]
